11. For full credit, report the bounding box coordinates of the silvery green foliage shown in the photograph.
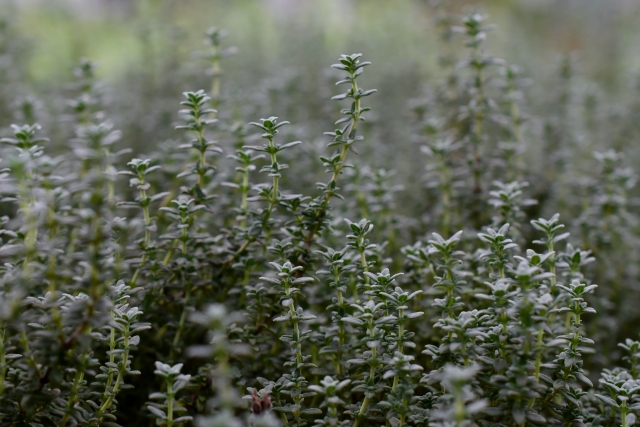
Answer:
[1,12,640,427]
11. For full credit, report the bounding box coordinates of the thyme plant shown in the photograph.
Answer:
[1,11,640,427]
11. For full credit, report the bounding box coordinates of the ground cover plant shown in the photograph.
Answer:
[3,3,640,427]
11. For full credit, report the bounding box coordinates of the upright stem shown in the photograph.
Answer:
[508,84,525,180]
[47,252,63,330]
[20,179,37,276]
[196,124,207,188]
[304,79,362,251]
[61,352,88,426]
[533,328,544,382]
[105,147,115,202]
[325,79,360,205]
[531,243,557,391]
[399,410,407,427]
[472,44,485,196]
[172,277,191,351]
[240,166,249,229]
[529,312,546,409]
[288,303,302,366]
[263,137,279,230]
[335,269,346,376]
[354,396,370,427]
[548,241,556,289]
[441,163,451,236]
[95,323,130,424]
[355,318,377,427]
[454,392,466,427]
[20,327,41,379]
[392,312,405,392]
[210,43,221,117]
[445,260,456,320]
[0,325,6,397]
[166,381,175,427]
[471,45,485,229]
[359,244,370,292]
[284,278,303,366]
[141,188,151,246]
[44,190,62,330]
[131,182,152,287]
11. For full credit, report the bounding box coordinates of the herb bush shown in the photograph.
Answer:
[1,6,640,427]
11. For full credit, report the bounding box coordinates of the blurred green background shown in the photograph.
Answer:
[5,0,640,87]
[2,0,639,180]
[3,0,640,154]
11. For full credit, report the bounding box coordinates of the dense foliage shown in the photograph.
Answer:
[2,5,640,427]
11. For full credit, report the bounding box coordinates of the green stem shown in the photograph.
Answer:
[472,46,485,195]
[325,79,360,204]
[181,226,188,256]
[140,187,151,246]
[336,272,346,376]
[20,328,41,379]
[534,328,544,382]
[528,327,545,409]
[508,85,525,180]
[454,394,466,426]
[240,167,249,229]
[104,147,115,202]
[263,137,279,233]
[548,241,556,288]
[95,323,131,424]
[104,324,116,391]
[61,352,88,426]
[196,125,207,188]
[284,279,303,366]
[47,253,63,330]
[20,180,37,276]
[172,283,191,350]
[131,183,152,287]
[393,314,404,392]
[359,246,370,291]
[166,381,175,427]
[280,411,290,426]
[0,325,6,397]
[355,320,378,426]
[441,163,451,236]
[211,43,220,117]
[225,237,254,265]
[445,261,456,320]
[163,247,175,266]
[353,396,370,427]
[289,303,302,366]
[304,78,362,251]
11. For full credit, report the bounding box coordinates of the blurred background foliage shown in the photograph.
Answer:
[7,0,640,86]
[4,0,640,146]
[1,0,638,196]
